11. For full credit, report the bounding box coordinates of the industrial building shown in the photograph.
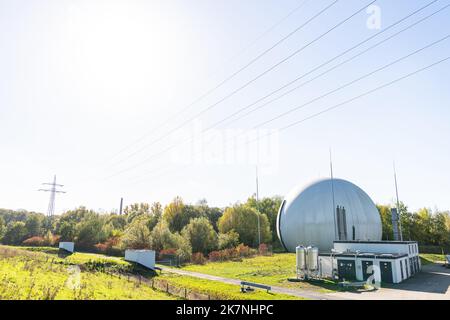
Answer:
[318,241,421,284]
[279,178,421,285]
[277,178,383,252]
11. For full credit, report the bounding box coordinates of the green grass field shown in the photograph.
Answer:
[1,246,301,300]
[157,272,302,300]
[419,253,446,265]
[0,245,174,300]
[179,253,338,293]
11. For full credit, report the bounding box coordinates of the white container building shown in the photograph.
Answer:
[124,249,156,270]
[59,242,75,253]
[318,240,421,284]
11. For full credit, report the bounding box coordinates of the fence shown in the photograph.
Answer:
[419,245,450,254]
[109,271,212,300]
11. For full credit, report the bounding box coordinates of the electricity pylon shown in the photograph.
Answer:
[38,175,66,217]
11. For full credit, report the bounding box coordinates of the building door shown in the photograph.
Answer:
[337,259,356,281]
[361,260,373,281]
[380,261,393,284]
[409,258,414,275]
[400,260,404,280]
[414,257,420,272]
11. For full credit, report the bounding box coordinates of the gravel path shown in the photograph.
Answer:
[158,266,344,300]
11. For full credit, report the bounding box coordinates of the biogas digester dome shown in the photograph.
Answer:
[277,178,382,252]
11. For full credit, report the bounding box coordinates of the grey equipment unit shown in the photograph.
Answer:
[306,246,319,271]
[296,245,307,279]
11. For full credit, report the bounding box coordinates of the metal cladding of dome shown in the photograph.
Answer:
[277,178,382,252]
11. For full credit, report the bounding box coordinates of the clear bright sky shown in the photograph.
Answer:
[1,0,449,214]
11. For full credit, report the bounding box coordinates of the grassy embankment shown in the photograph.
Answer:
[419,253,446,265]
[0,245,173,300]
[2,246,298,300]
[178,253,339,293]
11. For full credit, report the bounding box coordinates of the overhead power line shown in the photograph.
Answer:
[105,0,376,179]
[129,55,450,186]
[105,0,443,180]
[126,32,450,185]
[104,0,335,163]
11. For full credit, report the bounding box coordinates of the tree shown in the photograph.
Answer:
[76,215,106,248]
[246,195,282,242]
[150,220,178,252]
[122,217,152,249]
[195,199,223,231]
[107,214,127,231]
[150,220,192,260]
[0,216,6,242]
[218,204,271,247]
[377,205,393,240]
[430,211,450,246]
[163,197,202,232]
[218,230,240,249]
[182,217,218,254]
[2,221,28,245]
[147,202,163,231]
[25,214,43,238]
[124,203,150,223]
[58,220,77,241]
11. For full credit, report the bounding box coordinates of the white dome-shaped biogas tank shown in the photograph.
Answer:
[277,178,382,252]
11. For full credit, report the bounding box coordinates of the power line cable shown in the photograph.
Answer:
[126,33,450,184]
[106,0,443,180]
[105,0,376,178]
[104,0,335,163]
[129,55,450,186]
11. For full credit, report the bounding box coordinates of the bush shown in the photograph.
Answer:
[22,236,45,246]
[207,244,256,262]
[208,250,222,262]
[94,236,123,256]
[23,231,59,247]
[258,243,271,256]
[191,252,207,265]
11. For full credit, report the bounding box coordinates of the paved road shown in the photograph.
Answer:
[159,266,341,300]
[159,263,450,300]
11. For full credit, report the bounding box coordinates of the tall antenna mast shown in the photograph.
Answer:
[256,165,261,247]
[330,149,337,240]
[38,175,66,217]
[393,162,403,241]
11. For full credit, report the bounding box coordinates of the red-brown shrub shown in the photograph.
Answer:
[158,248,177,260]
[191,252,207,264]
[22,234,60,247]
[22,236,45,246]
[258,243,271,256]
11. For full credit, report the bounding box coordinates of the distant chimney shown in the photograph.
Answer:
[119,198,123,215]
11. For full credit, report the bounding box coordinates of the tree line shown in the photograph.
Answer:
[0,197,449,261]
[0,195,282,261]
[378,203,450,252]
